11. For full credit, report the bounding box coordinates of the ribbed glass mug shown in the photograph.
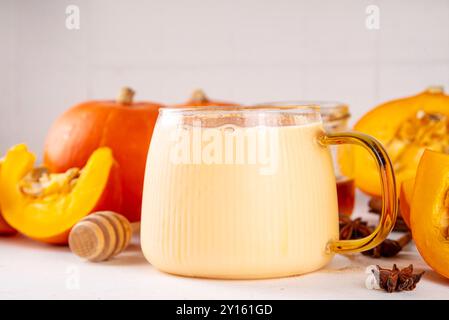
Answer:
[258,100,355,216]
[141,105,397,279]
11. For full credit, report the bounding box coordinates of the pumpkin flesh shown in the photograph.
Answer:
[340,87,449,196]
[0,159,17,235]
[399,177,414,229]
[411,150,449,279]
[0,145,121,244]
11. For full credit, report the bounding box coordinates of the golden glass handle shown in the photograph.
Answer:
[319,132,398,253]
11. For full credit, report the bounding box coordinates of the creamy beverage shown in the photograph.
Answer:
[141,115,339,279]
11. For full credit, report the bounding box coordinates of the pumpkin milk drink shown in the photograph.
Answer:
[141,106,397,279]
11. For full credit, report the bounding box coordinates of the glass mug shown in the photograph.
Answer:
[260,101,355,216]
[319,102,355,216]
[141,105,397,279]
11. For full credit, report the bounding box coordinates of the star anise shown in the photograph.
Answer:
[363,232,412,258]
[374,264,425,293]
[339,215,372,240]
[339,215,412,258]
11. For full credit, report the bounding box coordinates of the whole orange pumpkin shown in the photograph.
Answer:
[44,87,163,222]
[176,89,239,107]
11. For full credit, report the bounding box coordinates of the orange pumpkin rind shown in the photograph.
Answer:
[43,87,162,223]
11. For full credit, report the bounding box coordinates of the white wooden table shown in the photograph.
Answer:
[1,192,448,300]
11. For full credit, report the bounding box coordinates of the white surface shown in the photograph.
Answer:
[1,0,449,155]
[1,193,448,300]
[1,0,448,300]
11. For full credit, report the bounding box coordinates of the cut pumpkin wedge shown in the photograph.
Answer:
[0,144,122,244]
[0,157,17,235]
[411,149,449,279]
[399,177,415,229]
[339,86,449,196]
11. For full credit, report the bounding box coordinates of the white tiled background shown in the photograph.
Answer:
[1,0,448,155]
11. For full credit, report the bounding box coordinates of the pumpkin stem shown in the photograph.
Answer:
[426,86,444,94]
[117,87,135,105]
[190,89,209,104]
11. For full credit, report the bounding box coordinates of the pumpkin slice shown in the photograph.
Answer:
[411,150,449,279]
[399,177,414,229]
[339,86,449,196]
[0,214,16,236]
[0,158,17,235]
[0,144,122,244]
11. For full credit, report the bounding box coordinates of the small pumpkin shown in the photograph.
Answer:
[177,89,238,107]
[44,87,163,222]
[339,86,449,196]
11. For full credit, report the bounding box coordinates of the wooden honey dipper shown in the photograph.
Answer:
[69,211,136,262]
